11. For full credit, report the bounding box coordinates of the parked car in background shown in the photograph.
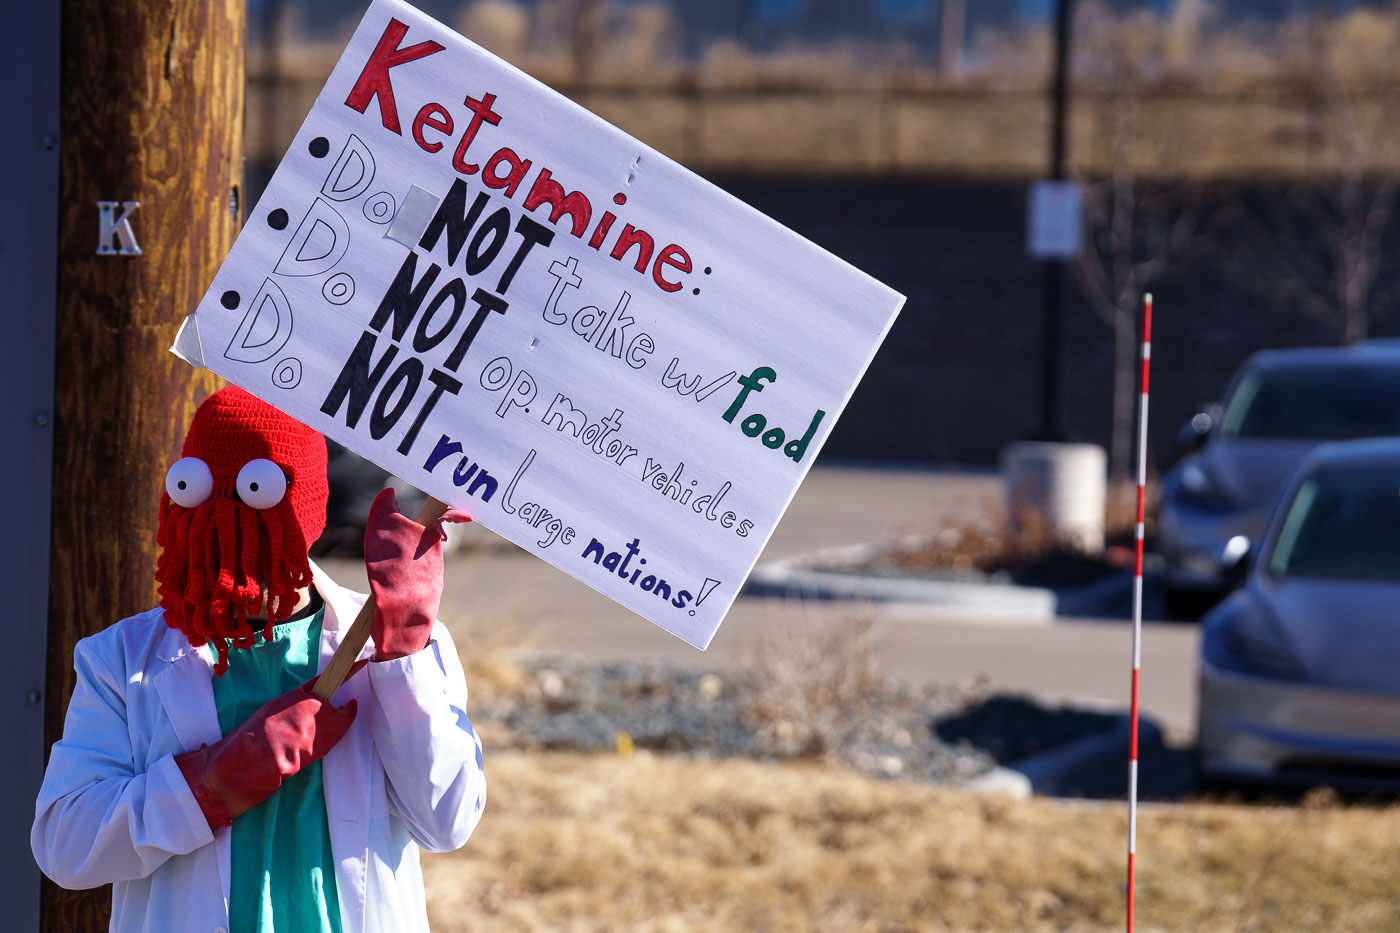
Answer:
[1197,439,1400,790]
[1158,344,1400,618]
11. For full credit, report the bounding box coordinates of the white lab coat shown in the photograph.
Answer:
[31,561,486,933]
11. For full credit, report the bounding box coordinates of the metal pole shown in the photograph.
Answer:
[1039,0,1074,440]
[1050,0,1072,180]
[1127,292,1153,933]
[1,1,62,928]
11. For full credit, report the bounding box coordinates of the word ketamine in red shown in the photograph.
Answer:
[344,17,697,296]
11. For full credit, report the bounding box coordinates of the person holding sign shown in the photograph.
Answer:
[32,386,484,933]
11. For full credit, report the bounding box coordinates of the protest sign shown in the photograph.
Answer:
[179,0,904,649]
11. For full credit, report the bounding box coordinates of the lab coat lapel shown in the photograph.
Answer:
[151,627,232,911]
[313,563,374,933]
[152,627,221,751]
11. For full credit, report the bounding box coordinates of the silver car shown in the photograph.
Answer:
[1159,344,1400,617]
[1197,439,1400,790]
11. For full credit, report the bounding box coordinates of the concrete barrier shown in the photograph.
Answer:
[1002,441,1107,555]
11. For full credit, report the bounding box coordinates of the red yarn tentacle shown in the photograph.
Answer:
[224,602,248,641]
[210,498,236,609]
[261,506,289,616]
[156,503,195,618]
[156,470,321,672]
[279,502,314,592]
[204,497,243,661]
[237,505,264,619]
[203,503,224,615]
[264,501,310,622]
[187,505,215,641]
[164,506,195,595]
[185,505,212,604]
[155,494,174,549]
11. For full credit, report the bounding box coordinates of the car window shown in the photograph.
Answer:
[1268,471,1400,582]
[1221,366,1400,439]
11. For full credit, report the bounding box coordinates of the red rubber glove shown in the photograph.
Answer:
[175,662,365,830]
[364,488,470,661]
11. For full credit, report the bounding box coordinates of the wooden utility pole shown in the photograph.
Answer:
[44,1,243,928]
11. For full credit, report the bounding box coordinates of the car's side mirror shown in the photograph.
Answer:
[1217,534,1251,580]
[1169,402,1221,467]
[1188,403,1222,447]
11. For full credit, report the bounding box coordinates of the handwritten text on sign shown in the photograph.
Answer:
[186,0,905,649]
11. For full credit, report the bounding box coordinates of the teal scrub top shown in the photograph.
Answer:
[213,592,342,933]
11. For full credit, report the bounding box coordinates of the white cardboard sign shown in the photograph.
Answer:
[182,0,904,649]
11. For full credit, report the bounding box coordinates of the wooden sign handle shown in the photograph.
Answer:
[312,496,450,700]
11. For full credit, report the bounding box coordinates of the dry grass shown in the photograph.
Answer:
[882,480,1157,584]
[892,507,1069,578]
[735,614,882,759]
[424,752,1400,932]
[883,503,1021,579]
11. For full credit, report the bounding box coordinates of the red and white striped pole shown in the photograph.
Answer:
[1127,292,1153,933]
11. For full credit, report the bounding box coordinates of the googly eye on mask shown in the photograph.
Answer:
[165,458,214,508]
[236,458,288,510]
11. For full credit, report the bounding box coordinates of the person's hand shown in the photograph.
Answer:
[175,663,365,830]
[364,488,469,661]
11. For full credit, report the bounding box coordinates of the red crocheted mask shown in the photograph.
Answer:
[155,386,328,674]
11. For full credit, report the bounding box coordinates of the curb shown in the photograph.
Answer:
[744,541,1057,620]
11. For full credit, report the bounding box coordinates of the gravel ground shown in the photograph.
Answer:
[471,655,1131,788]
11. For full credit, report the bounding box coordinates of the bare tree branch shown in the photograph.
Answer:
[1221,13,1400,344]
[1072,13,1210,478]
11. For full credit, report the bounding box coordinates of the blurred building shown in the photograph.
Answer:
[244,0,1400,464]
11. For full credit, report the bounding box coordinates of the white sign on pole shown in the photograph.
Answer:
[179,0,905,649]
[1026,179,1085,260]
